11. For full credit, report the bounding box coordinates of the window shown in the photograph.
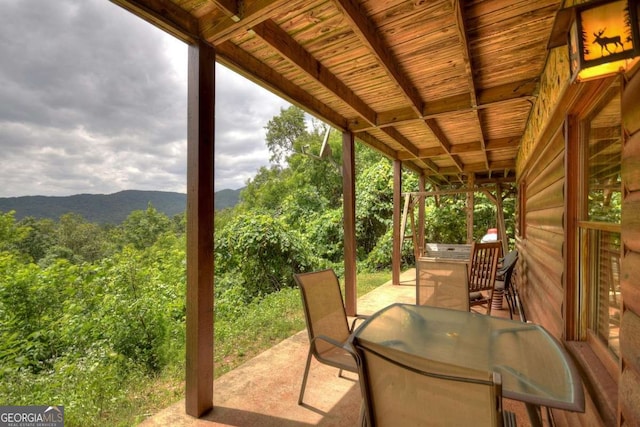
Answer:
[577,81,622,360]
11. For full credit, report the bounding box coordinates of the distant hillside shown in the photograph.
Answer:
[0,188,243,224]
[215,188,242,210]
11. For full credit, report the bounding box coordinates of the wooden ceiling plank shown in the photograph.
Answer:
[333,0,424,116]
[110,0,199,43]
[252,19,377,126]
[216,40,349,130]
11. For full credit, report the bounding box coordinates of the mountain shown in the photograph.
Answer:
[215,188,242,210]
[0,188,243,224]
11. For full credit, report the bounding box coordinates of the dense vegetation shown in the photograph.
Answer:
[0,106,514,426]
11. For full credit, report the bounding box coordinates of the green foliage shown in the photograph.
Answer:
[117,204,172,250]
[264,105,307,164]
[0,106,520,426]
[215,213,319,299]
[0,211,29,253]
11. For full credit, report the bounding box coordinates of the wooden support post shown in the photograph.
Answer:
[418,175,426,257]
[185,40,215,417]
[495,183,508,255]
[393,160,402,285]
[466,174,475,243]
[342,131,357,316]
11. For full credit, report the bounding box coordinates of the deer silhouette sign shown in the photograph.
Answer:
[593,28,624,57]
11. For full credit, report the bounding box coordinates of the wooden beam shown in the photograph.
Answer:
[343,131,357,316]
[452,0,478,110]
[333,0,423,115]
[110,0,199,43]
[212,0,241,22]
[380,126,420,158]
[252,19,377,126]
[393,160,402,285]
[418,176,426,258]
[216,41,348,130]
[425,118,464,172]
[349,80,537,133]
[354,131,399,159]
[185,40,215,418]
[466,173,475,244]
[452,0,489,170]
[200,0,290,45]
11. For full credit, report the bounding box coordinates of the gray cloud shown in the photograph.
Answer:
[0,0,291,197]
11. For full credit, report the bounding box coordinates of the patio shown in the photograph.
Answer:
[140,269,535,426]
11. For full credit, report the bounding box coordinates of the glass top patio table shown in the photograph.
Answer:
[352,303,584,413]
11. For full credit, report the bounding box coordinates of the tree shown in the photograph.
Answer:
[0,211,29,254]
[45,213,108,264]
[215,213,318,299]
[118,204,172,250]
[265,105,307,164]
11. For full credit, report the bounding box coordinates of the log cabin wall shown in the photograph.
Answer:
[620,67,640,426]
[515,47,640,426]
[516,48,571,338]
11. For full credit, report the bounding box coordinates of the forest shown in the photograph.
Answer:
[0,106,514,426]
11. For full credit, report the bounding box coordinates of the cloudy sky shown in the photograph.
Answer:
[0,0,292,197]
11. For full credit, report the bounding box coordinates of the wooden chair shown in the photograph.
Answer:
[468,241,502,315]
[352,340,516,426]
[294,269,368,405]
[417,259,469,311]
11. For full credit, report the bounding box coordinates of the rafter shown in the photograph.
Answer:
[349,80,537,132]
[216,41,348,130]
[333,0,423,116]
[380,127,420,158]
[212,0,242,22]
[252,19,378,127]
[109,0,199,43]
[425,118,464,172]
[200,0,290,45]
[453,0,489,170]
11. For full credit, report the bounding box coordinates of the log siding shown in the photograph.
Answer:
[620,66,640,426]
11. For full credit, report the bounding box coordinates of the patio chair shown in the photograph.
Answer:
[353,340,517,426]
[468,241,502,315]
[494,250,519,319]
[294,269,369,405]
[417,259,469,311]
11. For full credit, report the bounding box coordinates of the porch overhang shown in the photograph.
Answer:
[110,0,565,418]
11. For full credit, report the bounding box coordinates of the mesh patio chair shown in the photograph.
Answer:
[468,241,502,315]
[294,269,369,405]
[494,250,519,320]
[417,259,470,311]
[352,339,517,426]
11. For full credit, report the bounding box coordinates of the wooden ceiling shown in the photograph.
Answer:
[112,0,563,186]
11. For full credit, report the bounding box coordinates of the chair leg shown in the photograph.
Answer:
[298,348,314,405]
[504,288,514,320]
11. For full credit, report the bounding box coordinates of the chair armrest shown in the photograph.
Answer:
[350,315,370,332]
[311,334,351,351]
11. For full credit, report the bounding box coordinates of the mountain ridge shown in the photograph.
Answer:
[0,189,242,224]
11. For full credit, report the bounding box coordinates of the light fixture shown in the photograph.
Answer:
[549,0,640,82]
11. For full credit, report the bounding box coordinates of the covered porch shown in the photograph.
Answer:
[140,269,535,426]
[107,0,640,425]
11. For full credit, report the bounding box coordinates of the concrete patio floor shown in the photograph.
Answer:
[140,269,535,426]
